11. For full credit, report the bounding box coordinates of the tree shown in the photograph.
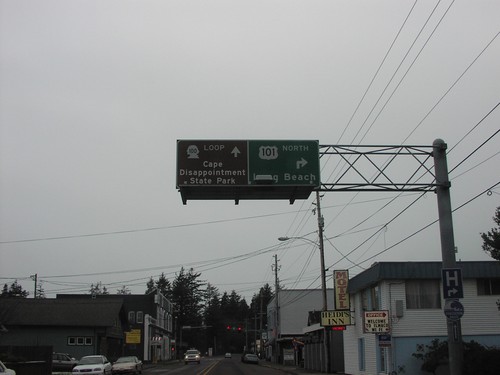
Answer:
[413,339,500,375]
[481,206,500,260]
[144,273,172,299]
[0,280,29,298]
[89,282,109,295]
[171,267,205,351]
[117,285,131,295]
[250,283,274,333]
[36,281,46,299]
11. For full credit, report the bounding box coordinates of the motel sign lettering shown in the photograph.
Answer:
[334,270,350,310]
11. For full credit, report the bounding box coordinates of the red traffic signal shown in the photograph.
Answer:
[237,326,242,333]
[226,325,232,331]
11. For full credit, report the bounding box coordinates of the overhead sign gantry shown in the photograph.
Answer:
[176,140,320,204]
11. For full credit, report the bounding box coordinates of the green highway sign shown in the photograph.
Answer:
[248,140,320,186]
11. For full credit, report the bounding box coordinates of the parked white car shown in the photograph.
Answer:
[72,355,112,374]
[0,360,16,375]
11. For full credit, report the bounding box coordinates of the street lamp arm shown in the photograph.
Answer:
[278,236,318,246]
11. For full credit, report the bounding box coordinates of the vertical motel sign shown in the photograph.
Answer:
[321,270,352,328]
[334,270,350,310]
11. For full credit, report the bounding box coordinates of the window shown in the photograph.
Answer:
[406,279,441,309]
[477,278,500,295]
[361,285,380,310]
[68,336,93,346]
[128,311,135,323]
[379,347,387,372]
[358,338,365,371]
[136,311,144,324]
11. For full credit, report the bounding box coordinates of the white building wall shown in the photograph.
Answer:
[345,278,500,375]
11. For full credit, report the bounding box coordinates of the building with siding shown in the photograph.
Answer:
[57,292,174,362]
[344,261,500,375]
[0,291,174,363]
[0,297,127,360]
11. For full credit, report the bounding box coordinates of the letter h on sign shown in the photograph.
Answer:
[441,268,463,299]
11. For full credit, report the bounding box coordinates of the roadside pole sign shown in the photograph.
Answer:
[442,268,464,299]
[378,334,392,347]
[320,310,352,327]
[443,299,464,321]
[363,311,390,333]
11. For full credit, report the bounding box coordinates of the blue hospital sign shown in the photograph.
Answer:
[442,268,464,299]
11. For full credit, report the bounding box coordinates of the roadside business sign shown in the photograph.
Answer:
[363,311,390,333]
[321,310,352,327]
[176,140,320,203]
[334,270,350,310]
[126,329,141,344]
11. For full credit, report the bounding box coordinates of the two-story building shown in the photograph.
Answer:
[344,261,500,375]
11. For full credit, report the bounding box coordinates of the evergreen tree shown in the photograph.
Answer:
[145,277,155,294]
[250,283,274,333]
[36,281,46,299]
[0,280,29,298]
[117,285,131,295]
[481,206,500,260]
[89,282,109,295]
[171,268,205,351]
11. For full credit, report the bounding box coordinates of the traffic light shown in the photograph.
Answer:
[226,325,232,331]
[237,326,242,333]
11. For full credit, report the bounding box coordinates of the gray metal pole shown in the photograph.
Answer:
[316,191,330,373]
[274,254,280,364]
[433,139,463,375]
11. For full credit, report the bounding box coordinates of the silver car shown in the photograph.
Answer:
[184,349,201,365]
[111,356,142,374]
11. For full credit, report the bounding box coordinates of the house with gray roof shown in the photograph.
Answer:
[0,297,127,360]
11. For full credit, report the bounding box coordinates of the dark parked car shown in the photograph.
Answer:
[242,353,259,364]
[52,353,78,372]
[111,356,142,374]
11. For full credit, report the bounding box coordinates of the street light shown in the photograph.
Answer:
[278,236,327,311]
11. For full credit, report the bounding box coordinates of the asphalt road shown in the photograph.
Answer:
[143,356,284,375]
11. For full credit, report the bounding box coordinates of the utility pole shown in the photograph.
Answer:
[315,191,330,373]
[31,274,37,299]
[272,254,280,363]
[433,139,463,375]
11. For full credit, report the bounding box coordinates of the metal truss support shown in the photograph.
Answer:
[318,144,437,192]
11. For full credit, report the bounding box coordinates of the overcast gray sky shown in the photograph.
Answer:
[1,0,499,302]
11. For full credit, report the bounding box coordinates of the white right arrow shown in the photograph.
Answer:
[296,158,308,169]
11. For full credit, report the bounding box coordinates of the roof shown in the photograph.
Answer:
[0,297,124,327]
[348,261,500,293]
